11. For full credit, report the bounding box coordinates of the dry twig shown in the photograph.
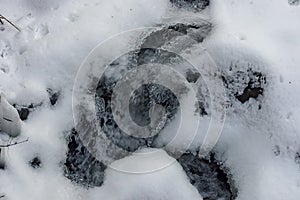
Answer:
[0,138,29,148]
[0,14,20,32]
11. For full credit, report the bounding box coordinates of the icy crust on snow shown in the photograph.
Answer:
[1,0,300,200]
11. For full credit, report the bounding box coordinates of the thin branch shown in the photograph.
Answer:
[0,138,29,148]
[0,194,5,198]
[0,14,21,32]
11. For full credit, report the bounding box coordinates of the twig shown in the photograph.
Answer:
[0,194,5,198]
[0,138,29,148]
[0,14,21,32]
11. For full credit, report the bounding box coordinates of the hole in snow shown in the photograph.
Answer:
[29,156,42,169]
[47,88,61,106]
[221,68,267,106]
[14,103,42,121]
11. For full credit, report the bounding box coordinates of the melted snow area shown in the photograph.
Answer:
[0,0,300,200]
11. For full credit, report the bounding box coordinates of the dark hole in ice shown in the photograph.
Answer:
[29,156,42,169]
[236,86,263,104]
[197,101,208,116]
[178,152,237,200]
[221,67,266,106]
[47,88,60,106]
[14,104,33,121]
[17,108,30,121]
[235,71,265,104]
[186,69,201,83]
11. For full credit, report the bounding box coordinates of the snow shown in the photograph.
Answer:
[92,149,202,200]
[209,0,300,199]
[0,0,300,200]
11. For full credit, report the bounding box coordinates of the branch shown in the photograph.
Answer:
[0,138,29,148]
[0,14,21,32]
[0,194,5,198]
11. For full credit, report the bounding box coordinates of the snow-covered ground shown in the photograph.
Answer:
[0,0,300,199]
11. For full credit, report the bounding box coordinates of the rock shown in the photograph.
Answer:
[236,86,263,104]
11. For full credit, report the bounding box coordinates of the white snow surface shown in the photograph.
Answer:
[93,149,202,200]
[0,0,300,200]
